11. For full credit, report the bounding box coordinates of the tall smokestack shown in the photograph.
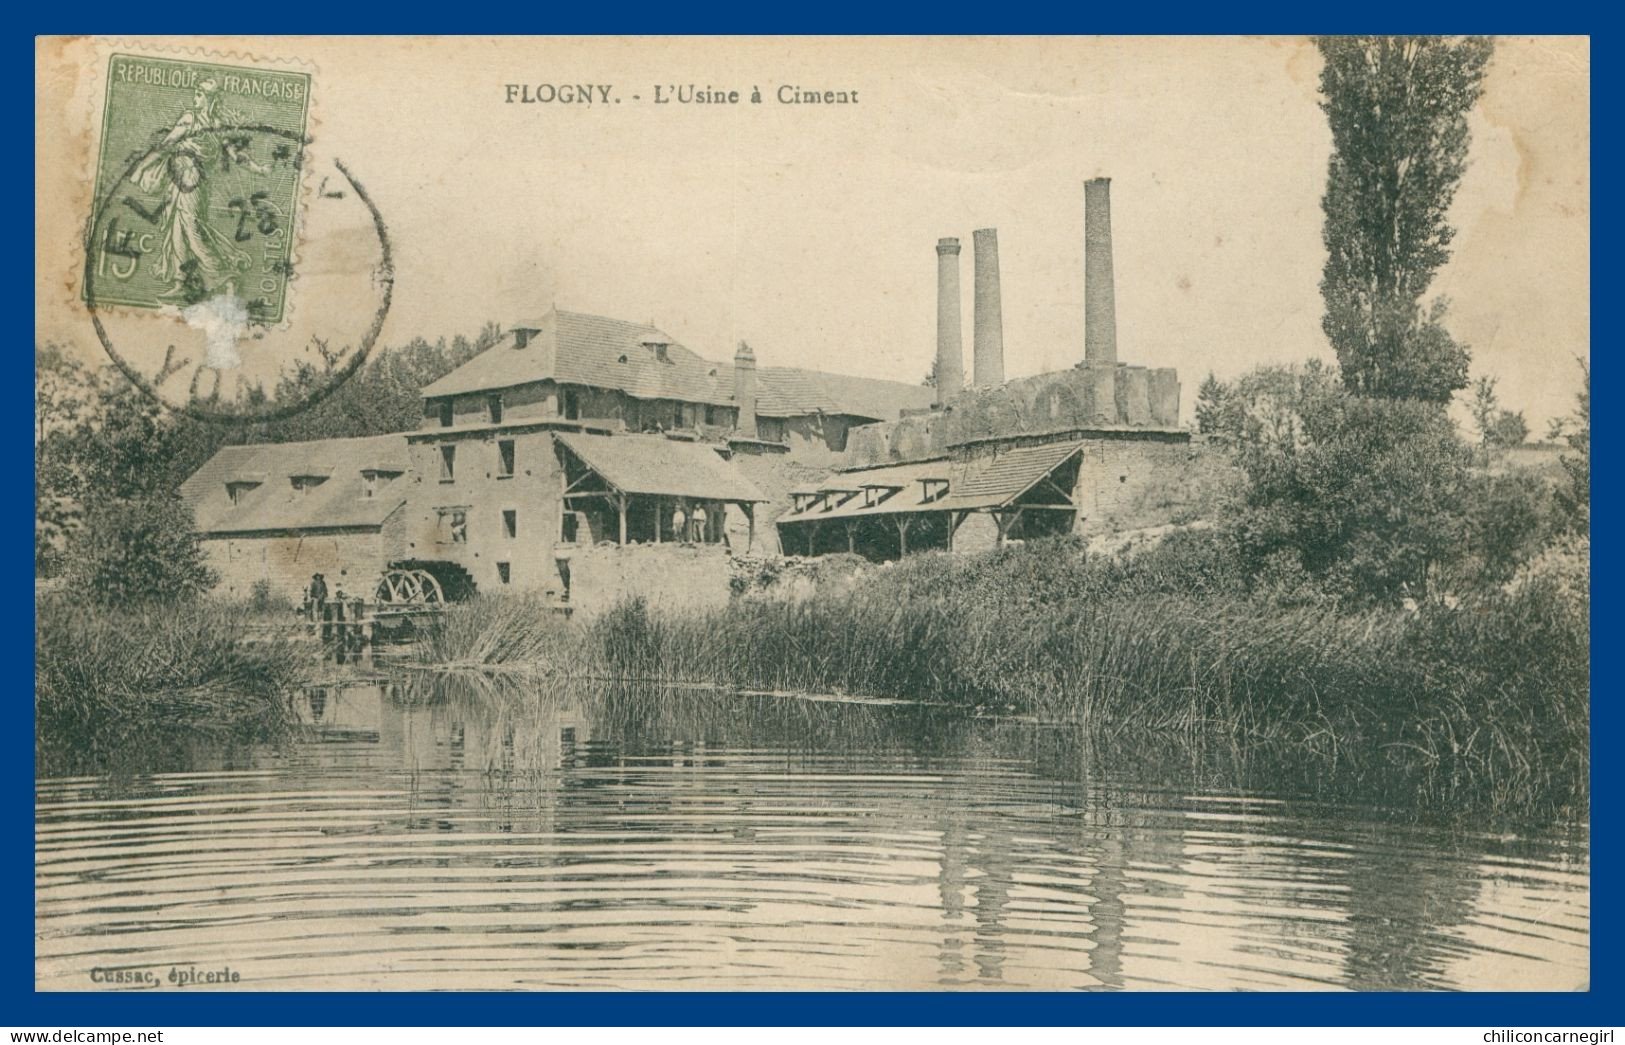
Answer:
[972,228,1005,387]
[734,341,757,439]
[1084,177,1117,365]
[935,237,965,404]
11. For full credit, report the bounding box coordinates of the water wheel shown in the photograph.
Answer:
[374,567,445,606]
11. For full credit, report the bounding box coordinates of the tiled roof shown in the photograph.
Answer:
[777,441,1083,522]
[756,366,933,422]
[554,432,766,503]
[180,433,408,535]
[420,309,933,423]
[777,459,955,522]
[947,440,1086,509]
[421,311,734,405]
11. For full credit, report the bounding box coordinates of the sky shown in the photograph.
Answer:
[37,36,1590,428]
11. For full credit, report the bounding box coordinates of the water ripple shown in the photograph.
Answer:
[36,684,1588,991]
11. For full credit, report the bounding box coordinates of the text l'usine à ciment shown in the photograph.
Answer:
[504,84,859,105]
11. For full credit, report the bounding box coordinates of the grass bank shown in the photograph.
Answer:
[411,533,1589,817]
[36,595,312,772]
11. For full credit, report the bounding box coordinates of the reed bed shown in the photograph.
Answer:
[36,595,310,768]
[409,536,1589,816]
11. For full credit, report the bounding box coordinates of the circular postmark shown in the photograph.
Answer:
[83,120,393,425]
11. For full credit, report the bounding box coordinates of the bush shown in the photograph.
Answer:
[63,497,216,606]
[1233,390,1470,603]
[728,553,868,597]
[249,578,281,612]
[1453,472,1559,588]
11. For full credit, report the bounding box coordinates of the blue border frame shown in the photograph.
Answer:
[16,19,1605,1026]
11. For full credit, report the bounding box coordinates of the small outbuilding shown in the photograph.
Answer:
[776,440,1086,560]
[179,433,409,601]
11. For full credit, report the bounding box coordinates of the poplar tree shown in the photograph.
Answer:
[1317,35,1493,401]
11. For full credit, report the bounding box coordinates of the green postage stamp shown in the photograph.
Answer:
[87,53,312,324]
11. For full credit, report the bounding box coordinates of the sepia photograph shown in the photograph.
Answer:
[34,35,1589,993]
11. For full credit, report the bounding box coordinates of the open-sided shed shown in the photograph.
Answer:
[776,441,1085,559]
[554,432,767,549]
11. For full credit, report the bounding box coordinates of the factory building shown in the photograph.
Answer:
[183,176,1190,600]
[778,177,1191,559]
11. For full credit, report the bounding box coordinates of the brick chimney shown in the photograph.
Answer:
[935,237,965,405]
[972,228,1005,387]
[1084,177,1117,365]
[734,340,757,439]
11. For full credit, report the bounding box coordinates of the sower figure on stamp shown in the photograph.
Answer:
[129,78,255,304]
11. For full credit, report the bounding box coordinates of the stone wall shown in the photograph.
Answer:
[562,542,734,618]
[845,363,1181,468]
[1071,437,1194,535]
[203,526,395,603]
[400,427,567,596]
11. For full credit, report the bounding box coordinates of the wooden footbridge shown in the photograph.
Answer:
[247,568,451,661]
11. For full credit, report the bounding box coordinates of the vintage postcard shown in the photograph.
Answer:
[34,36,1589,993]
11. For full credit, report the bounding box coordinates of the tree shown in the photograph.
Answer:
[1195,373,1234,434]
[1317,36,1493,402]
[1467,372,1529,459]
[1222,360,1339,456]
[36,345,92,575]
[64,497,217,605]
[921,357,938,388]
[1469,375,1500,448]
[36,343,89,450]
[1232,385,1469,603]
[1556,359,1589,531]
[1488,409,1528,449]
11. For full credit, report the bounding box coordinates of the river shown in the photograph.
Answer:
[36,679,1588,991]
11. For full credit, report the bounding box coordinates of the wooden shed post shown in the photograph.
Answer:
[744,503,756,554]
[846,520,857,554]
[616,494,628,545]
[895,515,913,557]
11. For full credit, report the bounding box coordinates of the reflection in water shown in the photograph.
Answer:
[36,680,1589,991]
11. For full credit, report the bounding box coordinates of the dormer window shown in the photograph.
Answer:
[487,394,503,424]
[226,480,261,505]
[921,479,950,503]
[863,485,900,508]
[514,329,531,349]
[290,475,328,497]
[360,469,401,499]
[438,400,454,427]
[640,336,671,362]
